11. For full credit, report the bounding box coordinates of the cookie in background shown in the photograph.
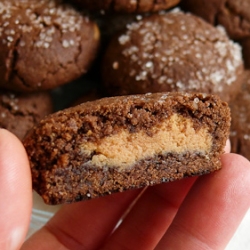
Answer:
[0,0,100,92]
[181,0,250,68]
[0,90,53,140]
[102,9,244,102]
[230,70,250,160]
[70,0,180,13]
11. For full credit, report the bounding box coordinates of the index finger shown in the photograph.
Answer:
[0,129,32,250]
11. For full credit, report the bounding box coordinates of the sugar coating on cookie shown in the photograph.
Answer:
[0,0,100,92]
[71,0,180,13]
[102,9,243,102]
[181,0,250,69]
[23,92,230,205]
[0,91,53,139]
[230,70,250,159]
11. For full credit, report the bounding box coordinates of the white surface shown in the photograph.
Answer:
[28,193,250,248]
[226,208,250,250]
[27,192,61,239]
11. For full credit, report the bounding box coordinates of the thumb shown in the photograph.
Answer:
[0,129,32,250]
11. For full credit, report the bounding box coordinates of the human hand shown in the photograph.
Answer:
[0,128,250,250]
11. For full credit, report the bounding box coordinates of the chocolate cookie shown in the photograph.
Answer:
[23,92,230,205]
[181,0,250,68]
[0,0,100,92]
[102,10,244,102]
[181,0,250,40]
[0,91,53,140]
[230,70,250,159]
[70,0,180,13]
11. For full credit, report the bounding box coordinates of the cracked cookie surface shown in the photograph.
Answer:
[102,9,243,102]
[0,0,99,92]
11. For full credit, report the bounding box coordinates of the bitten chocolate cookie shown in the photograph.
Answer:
[181,0,250,68]
[0,0,99,92]
[0,91,53,140]
[230,70,250,159]
[23,92,230,205]
[102,10,244,102]
[70,0,180,13]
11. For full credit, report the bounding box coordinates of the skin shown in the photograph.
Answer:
[0,129,250,250]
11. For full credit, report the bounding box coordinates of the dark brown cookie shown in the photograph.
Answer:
[102,10,244,102]
[181,0,250,68]
[181,0,250,40]
[70,0,180,13]
[230,70,250,159]
[181,0,223,24]
[0,0,100,92]
[23,92,230,205]
[0,90,53,140]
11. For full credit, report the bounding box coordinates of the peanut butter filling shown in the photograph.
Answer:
[80,114,212,170]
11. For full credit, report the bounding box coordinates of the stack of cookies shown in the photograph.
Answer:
[1,0,249,204]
